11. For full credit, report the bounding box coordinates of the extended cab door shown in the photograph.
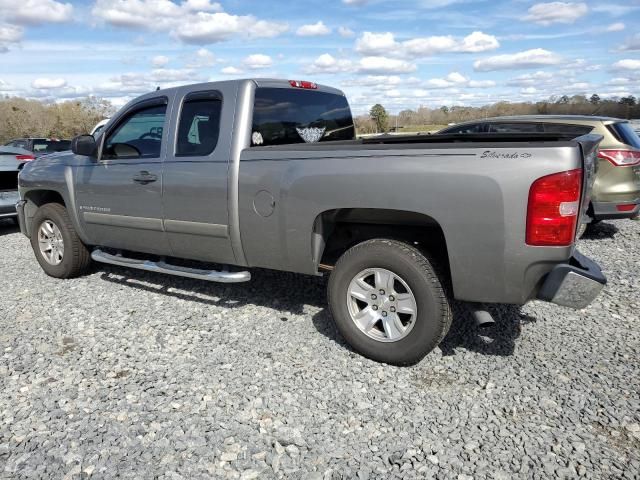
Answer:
[161,85,236,264]
[74,95,173,255]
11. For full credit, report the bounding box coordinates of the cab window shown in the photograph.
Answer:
[102,103,167,160]
[442,123,485,134]
[176,92,222,156]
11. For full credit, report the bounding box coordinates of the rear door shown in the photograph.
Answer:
[161,85,237,264]
[74,95,173,255]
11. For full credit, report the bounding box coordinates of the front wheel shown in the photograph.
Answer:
[328,239,452,365]
[30,203,91,278]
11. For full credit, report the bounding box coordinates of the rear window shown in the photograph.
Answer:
[542,124,593,135]
[440,123,485,134]
[251,87,355,147]
[32,140,71,153]
[608,122,640,149]
[487,123,544,133]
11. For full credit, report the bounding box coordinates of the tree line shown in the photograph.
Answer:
[0,97,115,144]
[362,94,640,134]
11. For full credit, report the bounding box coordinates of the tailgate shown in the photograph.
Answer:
[574,133,603,225]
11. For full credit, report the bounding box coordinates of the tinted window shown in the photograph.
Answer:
[32,140,71,153]
[542,124,592,135]
[103,104,166,159]
[251,87,354,147]
[487,123,544,133]
[441,123,485,134]
[608,122,640,149]
[176,93,222,156]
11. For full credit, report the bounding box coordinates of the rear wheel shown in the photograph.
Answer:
[30,203,91,278]
[328,239,452,365]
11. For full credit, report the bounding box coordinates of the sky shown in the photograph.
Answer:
[0,0,639,114]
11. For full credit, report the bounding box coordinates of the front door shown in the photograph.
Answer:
[161,87,236,264]
[75,96,172,255]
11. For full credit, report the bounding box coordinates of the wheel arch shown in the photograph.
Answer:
[312,208,451,286]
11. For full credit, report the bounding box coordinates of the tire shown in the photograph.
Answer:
[30,203,91,278]
[327,239,452,365]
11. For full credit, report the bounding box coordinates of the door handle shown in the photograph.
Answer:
[132,171,158,185]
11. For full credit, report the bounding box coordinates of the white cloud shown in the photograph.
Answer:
[0,23,22,53]
[182,0,221,11]
[356,32,397,54]
[92,0,288,44]
[524,2,588,25]
[243,54,272,69]
[423,72,496,89]
[606,22,625,32]
[357,56,416,74]
[355,30,499,58]
[338,26,355,38]
[151,55,169,67]
[221,66,243,75]
[306,53,354,74]
[296,21,330,37]
[175,12,288,44]
[186,48,215,67]
[612,59,640,71]
[474,49,563,71]
[0,0,73,25]
[343,0,368,4]
[468,80,496,88]
[506,71,554,87]
[31,77,67,89]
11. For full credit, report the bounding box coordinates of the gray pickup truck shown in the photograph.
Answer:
[17,78,607,365]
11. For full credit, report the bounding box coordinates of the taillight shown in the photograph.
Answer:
[526,169,582,246]
[616,204,636,212]
[597,149,640,166]
[289,80,318,89]
[16,154,35,162]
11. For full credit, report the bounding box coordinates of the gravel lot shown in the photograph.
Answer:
[1,218,639,479]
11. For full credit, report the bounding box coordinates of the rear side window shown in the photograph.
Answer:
[487,123,544,133]
[176,92,222,156]
[251,87,355,147]
[541,124,592,135]
[441,123,485,134]
[32,140,71,153]
[103,103,166,160]
[608,122,640,149]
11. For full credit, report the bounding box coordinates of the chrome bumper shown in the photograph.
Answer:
[537,251,606,309]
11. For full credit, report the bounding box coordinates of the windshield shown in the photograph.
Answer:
[608,122,640,149]
[251,87,355,147]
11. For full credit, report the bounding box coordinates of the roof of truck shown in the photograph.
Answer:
[153,78,345,97]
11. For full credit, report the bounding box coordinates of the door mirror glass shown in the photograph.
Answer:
[71,135,97,157]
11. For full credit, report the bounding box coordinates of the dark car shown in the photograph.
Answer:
[4,138,72,157]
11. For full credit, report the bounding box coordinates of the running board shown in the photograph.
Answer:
[91,249,251,283]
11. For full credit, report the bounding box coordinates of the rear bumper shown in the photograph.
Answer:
[592,198,640,220]
[537,250,606,309]
[15,199,27,235]
[0,190,20,218]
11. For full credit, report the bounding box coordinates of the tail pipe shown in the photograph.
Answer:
[472,307,495,328]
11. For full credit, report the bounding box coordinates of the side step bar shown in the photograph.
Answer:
[91,249,251,283]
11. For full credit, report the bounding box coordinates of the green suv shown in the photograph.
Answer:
[439,115,640,224]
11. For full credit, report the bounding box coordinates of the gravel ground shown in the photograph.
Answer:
[0,218,638,479]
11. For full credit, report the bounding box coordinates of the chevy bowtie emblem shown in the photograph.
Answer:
[296,127,326,143]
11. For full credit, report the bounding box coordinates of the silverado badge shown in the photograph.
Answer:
[296,127,325,143]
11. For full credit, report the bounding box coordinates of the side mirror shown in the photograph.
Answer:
[71,134,97,157]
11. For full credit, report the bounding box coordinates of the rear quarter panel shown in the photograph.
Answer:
[239,142,583,304]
